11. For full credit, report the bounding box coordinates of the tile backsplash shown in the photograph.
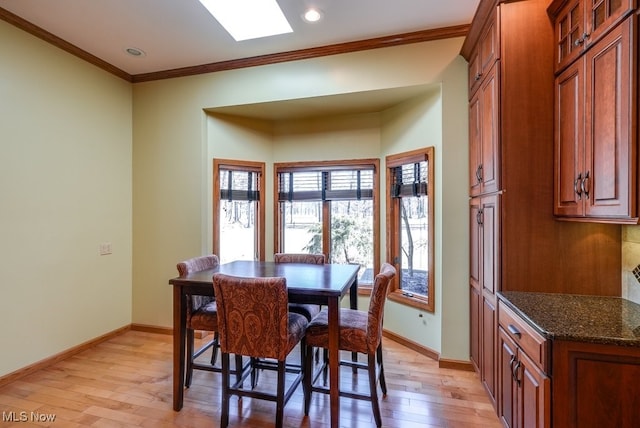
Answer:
[622,226,640,304]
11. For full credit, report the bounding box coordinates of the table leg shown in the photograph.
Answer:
[173,286,187,411]
[327,295,340,428]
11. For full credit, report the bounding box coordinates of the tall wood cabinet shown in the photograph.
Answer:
[549,0,638,222]
[462,0,623,424]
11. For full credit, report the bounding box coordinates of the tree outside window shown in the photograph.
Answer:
[274,160,379,287]
[213,159,265,263]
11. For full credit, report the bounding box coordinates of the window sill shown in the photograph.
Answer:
[387,290,433,312]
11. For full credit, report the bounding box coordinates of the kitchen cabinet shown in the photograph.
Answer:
[468,7,499,98]
[498,301,550,428]
[552,340,640,428]
[499,291,640,428]
[470,194,500,404]
[462,0,623,420]
[469,63,500,197]
[549,0,635,73]
[553,16,635,221]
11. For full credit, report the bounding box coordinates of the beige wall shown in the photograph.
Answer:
[0,14,474,379]
[0,20,132,376]
[132,37,471,360]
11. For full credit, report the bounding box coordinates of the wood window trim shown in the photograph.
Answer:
[273,158,380,289]
[385,147,435,312]
[213,158,266,261]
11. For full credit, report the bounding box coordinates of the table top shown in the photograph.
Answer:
[169,260,360,298]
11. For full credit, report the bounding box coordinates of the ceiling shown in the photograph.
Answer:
[0,0,478,119]
[0,0,479,77]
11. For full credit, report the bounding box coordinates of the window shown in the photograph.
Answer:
[274,160,379,287]
[213,159,265,263]
[386,148,434,311]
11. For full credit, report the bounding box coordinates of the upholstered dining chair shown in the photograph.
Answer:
[177,255,245,387]
[176,255,221,387]
[302,262,396,428]
[273,252,325,321]
[213,273,309,428]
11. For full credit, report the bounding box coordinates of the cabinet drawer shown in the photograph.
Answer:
[498,301,548,372]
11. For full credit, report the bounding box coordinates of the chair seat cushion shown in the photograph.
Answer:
[289,303,321,321]
[305,308,368,354]
[287,312,309,354]
[188,301,218,331]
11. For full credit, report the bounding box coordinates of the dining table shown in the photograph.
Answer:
[168,259,360,427]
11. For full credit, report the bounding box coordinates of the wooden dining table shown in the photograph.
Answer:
[168,260,360,427]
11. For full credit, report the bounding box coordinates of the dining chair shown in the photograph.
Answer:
[213,272,309,428]
[177,255,244,387]
[273,252,325,321]
[302,262,396,427]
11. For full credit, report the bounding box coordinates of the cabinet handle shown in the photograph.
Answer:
[574,172,583,200]
[581,171,590,200]
[507,324,521,338]
[509,354,516,380]
[474,72,482,81]
[573,32,591,47]
[513,360,522,386]
[476,164,483,183]
[477,209,484,226]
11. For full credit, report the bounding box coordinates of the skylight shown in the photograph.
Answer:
[198,0,293,41]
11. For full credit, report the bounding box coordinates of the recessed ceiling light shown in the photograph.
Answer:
[198,0,293,41]
[124,47,146,57]
[303,8,323,23]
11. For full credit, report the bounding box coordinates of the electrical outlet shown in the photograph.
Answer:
[99,242,112,255]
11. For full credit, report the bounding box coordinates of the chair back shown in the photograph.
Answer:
[366,263,396,353]
[177,254,219,276]
[213,273,291,360]
[177,255,220,314]
[274,253,325,265]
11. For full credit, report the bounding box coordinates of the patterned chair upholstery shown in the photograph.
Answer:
[213,273,308,428]
[273,252,325,321]
[176,255,220,387]
[302,262,396,428]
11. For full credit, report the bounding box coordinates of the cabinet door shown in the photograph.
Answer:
[470,198,482,371]
[482,293,497,406]
[481,194,499,296]
[518,350,550,428]
[470,64,500,196]
[469,93,483,194]
[584,18,633,218]
[585,0,634,50]
[554,59,585,216]
[552,0,585,71]
[470,285,481,371]
[498,327,518,428]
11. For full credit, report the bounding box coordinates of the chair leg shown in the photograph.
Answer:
[368,353,382,428]
[210,331,219,365]
[221,353,231,428]
[185,329,195,388]
[275,360,286,428]
[303,343,312,415]
[250,357,260,388]
[322,348,329,386]
[234,355,244,385]
[376,344,387,395]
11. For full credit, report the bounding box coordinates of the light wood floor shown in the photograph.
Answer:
[0,331,501,427]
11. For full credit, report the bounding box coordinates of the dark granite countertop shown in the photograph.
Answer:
[498,291,640,347]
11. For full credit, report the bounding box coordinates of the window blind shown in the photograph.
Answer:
[220,169,260,201]
[391,161,428,197]
[277,168,374,202]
